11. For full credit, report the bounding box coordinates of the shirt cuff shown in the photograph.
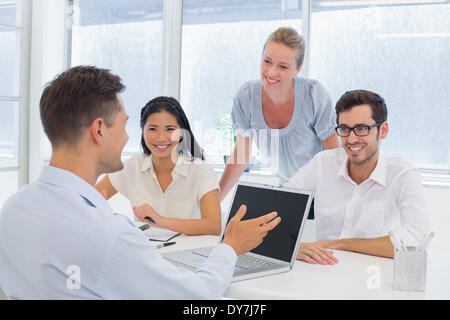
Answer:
[212,243,238,264]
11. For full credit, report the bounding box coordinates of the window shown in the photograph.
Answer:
[0,1,23,204]
[0,3,19,169]
[0,1,15,25]
[65,0,449,182]
[0,100,18,168]
[0,170,18,205]
[180,0,303,166]
[70,0,164,154]
[310,0,450,172]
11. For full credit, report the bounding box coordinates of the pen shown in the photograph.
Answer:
[155,241,176,249]
[417,231,435,254]
[145,216,156,224]
[414,233,427,253]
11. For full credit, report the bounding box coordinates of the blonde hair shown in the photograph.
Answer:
[263,27,305,68]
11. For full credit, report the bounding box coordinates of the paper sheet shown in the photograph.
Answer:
[144,226,181,242]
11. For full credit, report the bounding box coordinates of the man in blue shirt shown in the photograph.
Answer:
[0,66,280,299]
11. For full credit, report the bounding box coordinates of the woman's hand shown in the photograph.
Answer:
[133,203,166,228]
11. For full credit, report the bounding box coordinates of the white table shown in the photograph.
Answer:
[158,234,450,300]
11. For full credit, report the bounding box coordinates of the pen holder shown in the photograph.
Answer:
[393,246,427,291]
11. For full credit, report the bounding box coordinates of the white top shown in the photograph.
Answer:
[109,154,219,219]
[0,165,236,299]
[286,148,431,246]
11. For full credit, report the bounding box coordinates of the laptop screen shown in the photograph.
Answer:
[222,184,311,263]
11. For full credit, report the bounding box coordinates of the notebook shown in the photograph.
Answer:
[145,226,180,242]
[162,181,313,282]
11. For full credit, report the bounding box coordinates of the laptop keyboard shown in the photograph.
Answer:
[236,255,278,270]
[188,248,279,270]
[192,247,213,257]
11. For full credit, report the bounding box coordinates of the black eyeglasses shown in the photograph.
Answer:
[335,123,381,137]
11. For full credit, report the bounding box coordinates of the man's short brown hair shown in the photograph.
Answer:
[335,90,388,124]
[39,65,125,147]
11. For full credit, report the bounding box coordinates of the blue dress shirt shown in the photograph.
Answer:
[0,165,236,299]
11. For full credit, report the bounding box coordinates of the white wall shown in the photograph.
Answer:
[423,186,450,249]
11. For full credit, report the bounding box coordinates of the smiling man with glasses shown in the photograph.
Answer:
[286,90,430,265]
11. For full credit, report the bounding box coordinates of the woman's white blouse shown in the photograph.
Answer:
[108,154,219,219]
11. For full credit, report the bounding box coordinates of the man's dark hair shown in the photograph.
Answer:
[140,96,205,160]
[39,65,125,147]
[335,90,388,124]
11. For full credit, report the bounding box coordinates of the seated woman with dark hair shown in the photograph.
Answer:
[95,96,221,235]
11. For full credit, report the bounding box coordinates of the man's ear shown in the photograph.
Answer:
[90,118,104,145]
[379,121,389,140]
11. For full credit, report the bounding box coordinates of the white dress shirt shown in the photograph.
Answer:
[286,148,431,246]
[0,165,236,299]
[108,154,219,219]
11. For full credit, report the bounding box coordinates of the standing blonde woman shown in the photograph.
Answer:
[219,27,339,201]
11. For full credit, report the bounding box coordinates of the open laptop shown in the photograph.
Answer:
[162,181,313,282]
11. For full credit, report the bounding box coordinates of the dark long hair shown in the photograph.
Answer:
[140,96,205,160]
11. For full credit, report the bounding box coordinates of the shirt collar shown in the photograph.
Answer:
[337,151,387,186]
[140,155,154,173]
[173,155,191,178]
[140,154,191,178]
[368,153,386,186]
[38,165,113,214]
[336,149,350,180]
